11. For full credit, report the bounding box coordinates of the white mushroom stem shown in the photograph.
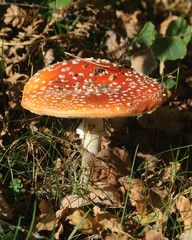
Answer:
[76,118,105,155]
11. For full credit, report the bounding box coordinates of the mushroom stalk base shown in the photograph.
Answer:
[76,118,105,155]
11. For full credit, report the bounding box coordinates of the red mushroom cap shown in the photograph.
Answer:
[21,58,167,118]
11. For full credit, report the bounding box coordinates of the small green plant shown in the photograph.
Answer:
[9,178,25,199]
[133,17,192,90]
[133,17,192,62]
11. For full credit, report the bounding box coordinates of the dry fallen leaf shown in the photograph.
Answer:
[95,209,124,233]
[180,229,192,240]
[176,195,192,230]
[55,207,69,239]
[94,206,135,239]
[90,152,120,187]
[88,182,121,206]
[104,233,131,240]
[159,15,178,36]
[131,48,157,75]
[35,199,57,232]
[44,48,55,66]
[119,176,148,214]
[73,21,93,38]
[116,10,144,39]
[105,30,128,59]
[0,190,14,219]
[4,5,27,28]
[60,194,91,209]
[144,229,164,240]
[67,209,103,234]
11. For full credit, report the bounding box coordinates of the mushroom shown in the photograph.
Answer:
[21,58,167,155]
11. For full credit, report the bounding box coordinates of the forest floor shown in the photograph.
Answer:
[0,0,192,239]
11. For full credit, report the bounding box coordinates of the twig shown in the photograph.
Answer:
[0,2,61,12]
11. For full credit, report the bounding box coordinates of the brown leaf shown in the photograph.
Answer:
[90,154,120,187]
[95,210,124,233]
[176,196,192,230]
[94,206,135,239]
[180,229,192,240]
[105,30,127,59]
[35,200,57,232]
[6,46,28,65]
[119,176,148,214]
[131,48,157,75]
[0,27,12,37]
[88,182,121,206]
[73,22,93,38]
[0,190,14,219]
[4,5,27,28]
[54,207,69,239]
[144,229,164,240]
[6,81,27,111]
[104,233,131,240]
[109,147,132,175]
[60,194,91,209]
[44,49,55,66]
[159,16,178,36]
[54,224,64,240]
[67,209,103,234]
[116,10,144,39]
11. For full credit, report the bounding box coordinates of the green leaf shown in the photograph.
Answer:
[132,22,158,47]
[152,36,187,61]
[9,178,25,194]
[164,78,176,89]
[166,17,192,44]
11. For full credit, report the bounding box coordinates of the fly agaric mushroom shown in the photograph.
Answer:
[21,58,167,154]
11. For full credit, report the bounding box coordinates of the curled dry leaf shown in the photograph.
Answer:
[55,207,69,240]
[116,10,144,39]
[7,46,28,65]
[60,194,91,209]
[90,151,120,187]
[67,209,103,234]
[61,190,121,209]
[105,30,128,59]
[35,200,57,232]
[176,195,192,230]
[94,206,135,239]
[131,48,157,75]
[110,147,132,175]
[95,147,131,178]
[73,21,93,38]
[55,158,66,177]
[119,176,148,214]
[160,16,178,36]
[95,210,125,233]
[6,81,27,111]
[88,182,121,206]
[4,5,27,28]
[0,27,12,37]
[44,48,55,66]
